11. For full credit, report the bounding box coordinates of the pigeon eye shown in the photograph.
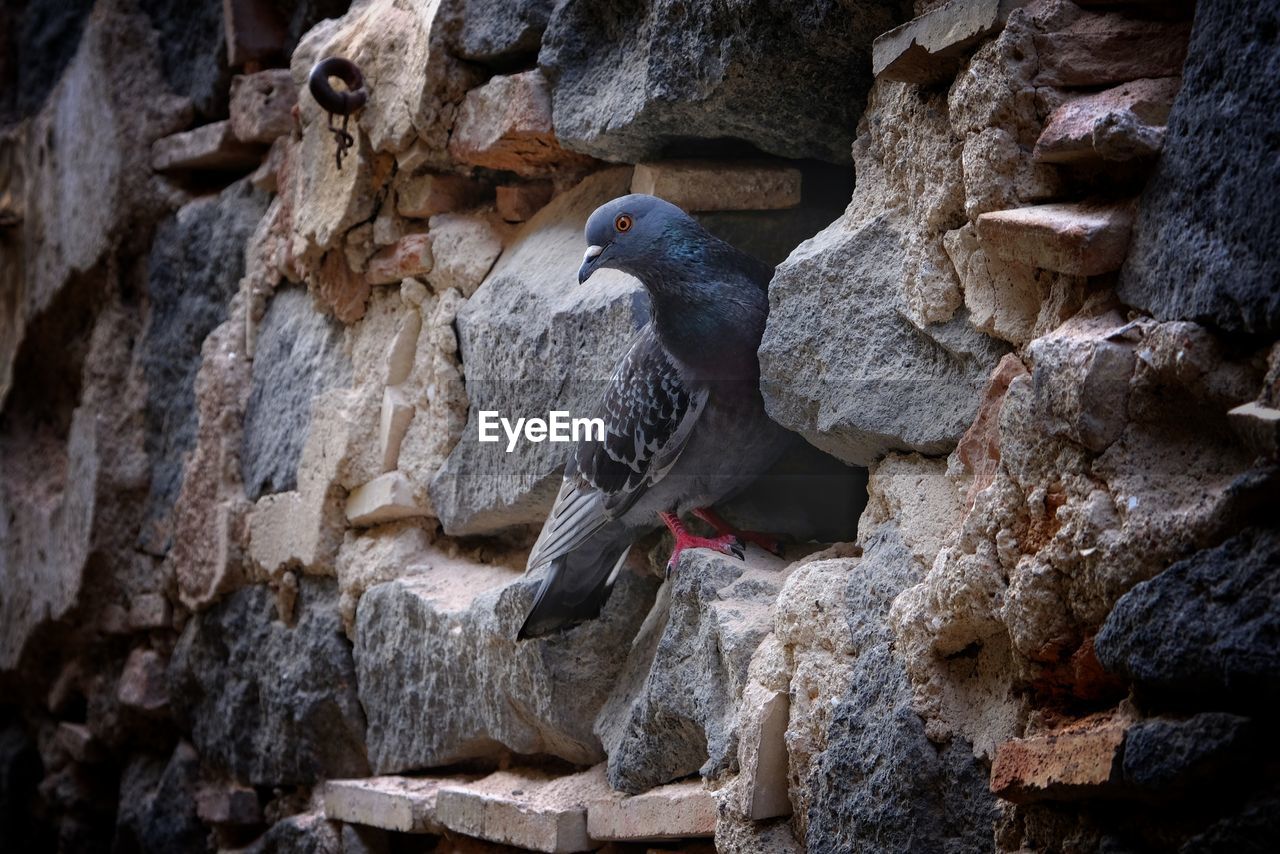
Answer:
[615,214,633,233]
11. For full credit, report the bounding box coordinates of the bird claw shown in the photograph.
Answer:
[666,532,745,577]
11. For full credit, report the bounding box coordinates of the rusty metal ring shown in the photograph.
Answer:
[308,57,368,116]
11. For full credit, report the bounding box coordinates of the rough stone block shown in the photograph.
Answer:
[353,556,657,772]
[734,687,791,820]
[1034,77,1179,164]
[976,201,1135,276]
[118,648,169,715]
[588,779,716,841]
[1033,13,1190,87]
[631,160,801,212]
[872,0,1027,84]
[128,593,172,630]
[169,577,370,785]
[229,69,297,144]
[448,69,592,177]
[248,488,345,575]
[323,776,475,833]
[990,714,1129,803]
[496,182,553,223]
[379,387,415,473]
[152,120,266,172]
[385,309,422,386]
[424,213,505,297]
[345,472,426,527]
[366,233,435,286]
[396,172,486,219]
[1228,401,1280,458]
[196,783,262,825]
[434,767,611,853]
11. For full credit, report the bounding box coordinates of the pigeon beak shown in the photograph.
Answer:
[578,244,605,284]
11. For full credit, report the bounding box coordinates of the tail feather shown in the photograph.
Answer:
[517,538,631,639]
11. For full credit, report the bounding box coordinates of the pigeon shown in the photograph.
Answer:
[518,193,793,639]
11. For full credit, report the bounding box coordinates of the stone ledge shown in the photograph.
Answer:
[872,0,1027,84]
[975,201,1135,276]
[587,778,716,841]
[323,775,477,834]
[152,120,265,172]
[631,160,801,212]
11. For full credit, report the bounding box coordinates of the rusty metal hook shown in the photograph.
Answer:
[308,57,368,170]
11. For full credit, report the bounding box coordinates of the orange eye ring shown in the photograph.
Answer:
[615,213,633,233]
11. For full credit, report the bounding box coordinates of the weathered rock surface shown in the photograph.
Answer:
[805,524,998,853]
[113,742,206,854]
[169,577,370,785]
[1095,528,1280,711]
[241,286,352,499]
[1033,77,1179,164]
[152,120,266,172]
[873,0,1026,84]
[587,778,717,841]
[141,179,269,546]
[1118,0,1280,335]
[354,548,658,772]
[1122,713,1255,793]
[976,201,1135,277]
[229,69,298,144]
[761,213,1006,466]
[430,167,645,536]
[450,0,556,64]
[631,160,802,212]
[597,549,791,794]
[540,0,905,163]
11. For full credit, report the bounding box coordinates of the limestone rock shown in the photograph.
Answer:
[760,213,1006,466]
[353,549,657,772]
[430,167,645,536]
[334,522,430,634]
[169,577,370,785]
[1033,77,1179,164]
[366,233,435,285]
[229,69,298,144]
[241,286,352,500]
[540,0,905,163]
[448,69,594,176]
[496,182,554,223]
[597,549,790,794]
[152,120,266,172]
[1118,0,1280,335]
[587,778,717,841]
[1032,9,1190,87]
[345,471,427,526]
[873,0,1028,84]
[395,172,486,219]
[1095,528,1280,711]
[976,201,1135,277]
[323,775,474,834]
[435,767,612,853]
[631,160,802,212]
[424,212,505,297]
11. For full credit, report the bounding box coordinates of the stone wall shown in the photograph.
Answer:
[1,0,1276,851]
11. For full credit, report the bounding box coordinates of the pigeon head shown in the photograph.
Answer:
[577,194,698,285]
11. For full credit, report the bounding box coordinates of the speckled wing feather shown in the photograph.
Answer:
[526,326,707,571]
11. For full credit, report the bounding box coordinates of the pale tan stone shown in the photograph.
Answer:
[435,767,612,853]
[117,648,168,714]
[367,233,435,285]
[975,201,1135,276]
[247,488,346,577]
[1228,401,1280,458]
[152,120,265,171]
[346,472,426,527]
[323,775,475,833]
[588,778,717,841]
[860,453,962,571]
[379,386,415,473]
[872,0,1028,84]
[334,523,431,634]
[229,70,297,143]
[385,309,422,386]
[127,593,171,630]
[631,160,801,212]
[424,213,505,297]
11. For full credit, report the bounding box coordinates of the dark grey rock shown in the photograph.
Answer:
[539,0,907,164]
[451,0,556,65]
[0,724,44,851]
[1118,0,1280,335]
[1095,527,1280,711]
[169,577,369,785]
[138,0,231,121]
[113,742,209,854]
[142,179,269,549]
[597,549,787,794]
[760,213,1008,466]
[1177,786,1280,854]
[0,0,95,121]
[354,560,657,773]
[1122,713,1255,793]
[241,286,351,500]
[242,811,344,854]
[806,524,997,854]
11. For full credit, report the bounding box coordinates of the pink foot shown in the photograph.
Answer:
[692,507,784,556]
[660,511,744,574]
